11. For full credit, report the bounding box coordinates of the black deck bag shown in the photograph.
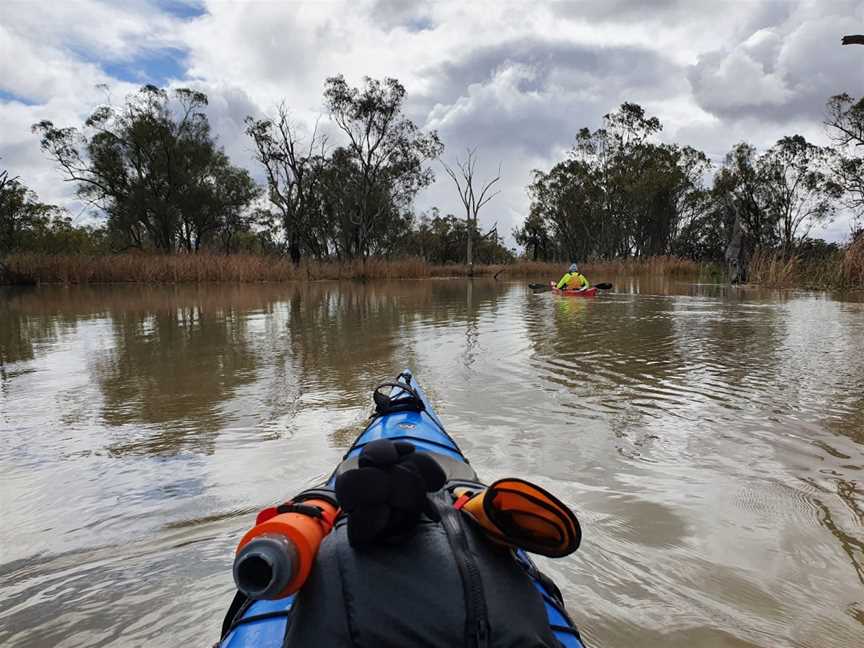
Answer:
[283,490,560,648]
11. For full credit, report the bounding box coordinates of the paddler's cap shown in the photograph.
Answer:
[569,263,578,272]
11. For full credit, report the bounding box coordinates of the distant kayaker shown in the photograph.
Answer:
[556,263,590,291]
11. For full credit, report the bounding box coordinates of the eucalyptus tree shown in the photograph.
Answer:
[0,168,62,254]
[245,104,328,263]
[759,135,840,254]
[513,208,552,261]
[710,143,774,249]
[825,93,864,225]
[527,103,710,260]
[323,75,443,259]
[33,85,258,252]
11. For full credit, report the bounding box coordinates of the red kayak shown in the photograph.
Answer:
[550,281,598,297]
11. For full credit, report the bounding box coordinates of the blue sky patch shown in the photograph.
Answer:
[0,89,38,106]
[406,16,435,32]
[153,0,207,20]
[102,48,189,86]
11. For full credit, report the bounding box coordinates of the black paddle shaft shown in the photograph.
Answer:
[529,282,613,291]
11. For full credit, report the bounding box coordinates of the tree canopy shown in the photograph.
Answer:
[522,103,843,263]
[0,79,858,268]
[524,103,711,261]
[33,85,259,253]
[826,93,864,225]
[322,75,443,259]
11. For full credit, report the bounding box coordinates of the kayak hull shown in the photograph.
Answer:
[550,281,598,297]
[219,370,585,648]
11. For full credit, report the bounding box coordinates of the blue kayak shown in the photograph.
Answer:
[219,370,585,647]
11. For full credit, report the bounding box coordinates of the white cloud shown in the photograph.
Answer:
[690,44,792,117]
[1,0,861,242]
[0,0,184,222]
[690,1,864,123]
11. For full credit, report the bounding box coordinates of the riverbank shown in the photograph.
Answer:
[3,250,861,290]
[0,254,711,285]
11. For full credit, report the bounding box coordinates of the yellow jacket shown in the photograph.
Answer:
[556,272,590,290]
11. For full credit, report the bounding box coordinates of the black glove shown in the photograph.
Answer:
[335,439,446,546]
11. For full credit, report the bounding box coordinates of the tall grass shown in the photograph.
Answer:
[841,236,864,288]
[1,254,434,284]
[1,253,710,285]
[457,256,707,279]
[747,241,864,290]
[747,250,799,287]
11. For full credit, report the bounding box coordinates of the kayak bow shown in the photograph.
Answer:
[218,370,585,648]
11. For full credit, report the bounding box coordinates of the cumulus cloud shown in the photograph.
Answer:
[0,0,188,220]
[419,38,684,159]
[689,32,792,119]
[550,0,796,31]
[690,1,864,122]
[368,0,435,32]
[1,0,861,240]
[195,83,263,169]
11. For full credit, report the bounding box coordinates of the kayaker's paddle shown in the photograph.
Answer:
[529,282,613,291]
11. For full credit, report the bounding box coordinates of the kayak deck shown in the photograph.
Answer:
[550,281,598,297]
[219,370,585,648]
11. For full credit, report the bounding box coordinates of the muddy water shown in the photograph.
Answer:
[1,279,862,648]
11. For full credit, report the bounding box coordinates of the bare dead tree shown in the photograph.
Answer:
[842,35,864,46]
[246,103,328,264]
[441,148,501,275]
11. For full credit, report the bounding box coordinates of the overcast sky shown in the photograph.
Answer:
[1,0,862,245]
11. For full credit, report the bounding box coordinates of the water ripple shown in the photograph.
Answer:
[2,281,863,647]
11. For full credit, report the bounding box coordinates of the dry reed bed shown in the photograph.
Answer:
[2,254,428,283]
[842,236,864,287]
[2,254,705,285]
[7,251,860,289]
[748,241,864,290]
[747,250,799,287]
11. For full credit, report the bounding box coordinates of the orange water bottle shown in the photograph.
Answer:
[233,496,339,600]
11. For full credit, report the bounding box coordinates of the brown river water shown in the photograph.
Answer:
[1,279,862,648]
